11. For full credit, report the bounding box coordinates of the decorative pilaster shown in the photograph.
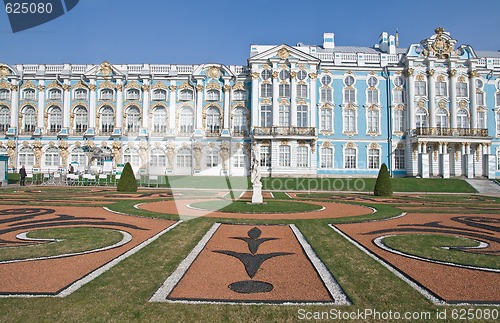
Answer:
[406,68,415,130]
[195,83,203,131]
[223,83,231,132]
[272,70,279,127]
[116,81,123,129]
[469,70,479,129]
[251,71,259,128]
[169,85,176,133]
[10,80,19,128]
[448,69,457,129]
[290,71,297,127]
[427,68,436,128]
[63,82,71,128]
[37,82,45,129]
[89,81,97,129]
[142,84,150,129]
[309,72,317,128]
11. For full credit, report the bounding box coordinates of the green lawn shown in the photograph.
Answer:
[189,200,323,213]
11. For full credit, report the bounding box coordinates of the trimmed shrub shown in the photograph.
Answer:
[117,162,138,192]
[374,163,393,196]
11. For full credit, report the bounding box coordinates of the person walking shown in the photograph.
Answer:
[19,165,27,186]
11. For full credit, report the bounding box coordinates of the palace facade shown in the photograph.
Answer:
[0,28,499,178]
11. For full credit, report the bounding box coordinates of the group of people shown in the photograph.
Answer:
[18,164,75,186]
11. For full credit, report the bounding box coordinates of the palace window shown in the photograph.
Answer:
[320,87,333,103]
[368,77,378,87]
[206,90,220,101]
[476,91,484,106]
[233,150,246,168]
[232,107,248,136]
[457,109,469,129]
[206,149,219,168]
[394,109,405,133]
[149,148,166,167]
[260,105,272,127]
[435,81,447,96]
[23,89,36,100]
[297,146,309,168]
[176,148,192,168]
[297,70,307,80]
[100,106,114,133]
[436,108,448,129]
[279,70,290,80]
[497,150,500,171]
[261,69,271,80]
[74,106,88,134]
[394,149,405,169]
[126,106,141,133]
[205,107,221,134]
[19,147,34,166]
[394,76,404,87]
[48,106,62,133]
[0,106,10,132]
[152,106,167,133]
[367,88,378,104]
[100,89,114,100]
[260,145,270,167]
[260,83,272,97]
[297,84,308,99]
[179,107,194,135]
[320,108,333,132]
[496,111,500,135]
[297,105,308,128]
[48,89,62,100]
[279,105,290,127]
[416,108,428,128]
[367,109,380,133]
[71,147,86,166]
[0,89,10,100]
[74,89,87,100]
[368,148,380,169]
[44,147,60,167]
[278,145,291,167]
[179,89,193,101]
[415,81,426,96]
[496,92,500,107]
[344,76,355,86]
[320,147,333,168]
[233,90,247,101]
[344,148,356,169]
[343,109,356,133]
[126,89,140,101]
[477,110,486,129]
[321,75,332,86]
[23,106,36,133]
[344,88,356,103]
[279,83,290,97]
[456,82,468,97]
[393,89,404,104]
[124,148,140,169]
[152,89,166,101]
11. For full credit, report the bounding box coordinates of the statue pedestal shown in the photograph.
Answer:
[251,183,263,204]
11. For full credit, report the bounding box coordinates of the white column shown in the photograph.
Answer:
[310,74,317,128]
[406,70,415,130]
[195,84,203,131]
[469,71,477,129]
[290,73,297,127]
[37,82,45,129]
[272,71,279,127]
[63,82,71,128]
[142,83,150,129]
[10,80,19,128]
[223,84,230,130]
[449,70,457,129]
[427,70,436,128]
[89,81,97,129]
[251,72,259,128]
[116,81,123,129]
[169,85,177,132]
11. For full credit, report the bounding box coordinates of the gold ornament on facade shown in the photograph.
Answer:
[280,139,289,146]
[297,99,307,105]
[298,140,306,146]
[417,100,426,108]
[468,70,480,78]
[152,81,168,90]
[0,66,10,78]
[85,140,95,148]
[20,80,36,90]
[37,85,45,92]
[459,100,467,108]
[261,98,271,105]
[416,74,425,81]
[223,85,231,92]
[322,141,331,148]
[166,141,176,168]
[308,73,317,79]
[195,84,204,92]
[48,141,55,148]
[115,84,123,92]
[310,140,316,153]
[98,61,113,76]
[426,69,435,77]
[413,149,417,161]
[89,84,97,91]
[272,71,279,79]
[437,75,446,82]
[207,66,221,79]
[75,141,81,148]
[369,142,379,149]
[62,84,71,91]
[169,85,177,91]
[448,69,457,77]
[421,27,456,59]
[251,72,259,80]
[290,71,297,79]
[46,80,63,90]
[193,142,203,170]
[433,150,438,161]
[205,82,220,91]
[438,100,446,109]
[142,85,150,92]
[346,142,355,149]
[404,68,414,77]
[125,80,140,89]
[72,80,88,90]
[277,48,290,59]
[232,82,245,91]
[279,98,290,105]
[98,80,116,89]
[395,104,405,111]
[458,75,466,83]
[7,139,16,168]
[0,80,11,89]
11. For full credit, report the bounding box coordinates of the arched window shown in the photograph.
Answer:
[457,109,469,129]
[74,89,87,100]
[0,106,10,132]
[123,148,140,169]
[0,89,10,100]
[320,108,333,132]
[48,106,62,133]
[179,89,193,101]
[416,108,428,128]
[23,89,36,100]
[19,147,34,166]
[126,106,140,133]
[297,146,309,168]
[74,106,88,134]
[149,148,166,167]
[278,145,291,167]
[260,105,272,127]
[44,147,60,167]
[152,106,167,133]
[23,106,36,133]
[320,147,333,168]
[368,148,380,169]
[205,107,220,134]
[71,147,86,167]
[48,89,62,100]
[297,105,308,128]
[179,107,194,135]
[152,89,166,101]
[206,149,219,168]
[436,108,448,129]
[100,89,114,100]
[176,148,192,168]
[126,89,140,100]
[100,106,114,133]
[233,90,246,101]
[206,90,220,101]
[232,107,248,136]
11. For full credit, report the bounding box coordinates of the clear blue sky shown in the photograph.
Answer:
[1,0,499,65]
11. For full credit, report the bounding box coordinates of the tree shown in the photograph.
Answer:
[117,162,138,192]
[374,163,392,196]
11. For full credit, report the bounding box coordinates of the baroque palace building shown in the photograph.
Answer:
[0,28,499,178]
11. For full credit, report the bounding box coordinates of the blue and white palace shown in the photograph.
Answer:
[1,28,499,178]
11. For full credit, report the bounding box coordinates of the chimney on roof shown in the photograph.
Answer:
[323,33,335,49]
[379,32,389,52]
[388,35,396,54]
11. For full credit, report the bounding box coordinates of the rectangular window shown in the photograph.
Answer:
[496,92,500,107]
[233,152,246,168]
[477,111,486,129]
[297,84,308,98]
[367,110,379,133]
[260,105,272,127]
[476,92,484,106]
[393,89,404,104]
[498,151,500,171]
[367,89,378,104]
[320,147,333,168]
[343,109,356,133]
[297,106,308,128]
[260,84,272,97]
[297,146,309,168]
[394,109,405,133]
[456,83,468,97]
[497,113,500,135]
[394,149,405,169]
[259,146,270,167]
[435,82,447,96]
[279,105,290,127]
[344,148,356,169]
[320,87,332,102]
[279,84,290,97]
[320,109,333,132]
[279,145,291,167]
[415,81,426,96]
[368,148,380,169]
[344,88,355,103]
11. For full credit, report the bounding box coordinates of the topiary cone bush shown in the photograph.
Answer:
[117,162,138,192]
[374,163,393,196]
